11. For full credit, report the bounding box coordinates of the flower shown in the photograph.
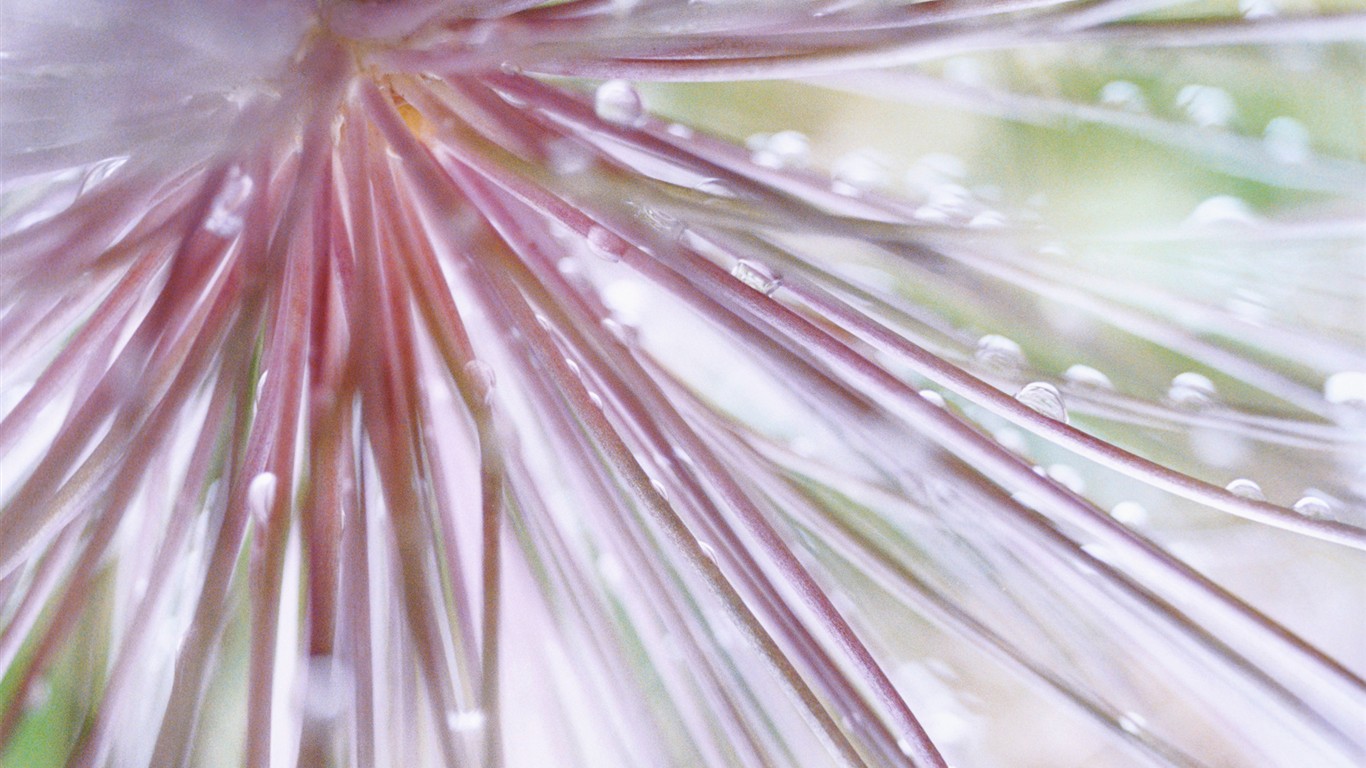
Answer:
[1,1,1363,767]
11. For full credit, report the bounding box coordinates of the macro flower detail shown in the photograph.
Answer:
[1,1,1363,767]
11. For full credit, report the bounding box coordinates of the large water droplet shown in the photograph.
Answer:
[594,79,644,126]
[1062,364,1114,391]
[204,166,254,237]
[1015,382,1069,423]
[1263,116,1310,163]
[1176,85,1236,128]
[1099,80,1148,112]
[731,259,781,295]
[1225,477,1265,501]
[247,472,278,526]
[1292,495,1331,518]
[1184,196,1257,227]
[974,334,1025,372]
[1167,372,1218,409]
[1324,371,1366,406]
[463,359,496,406]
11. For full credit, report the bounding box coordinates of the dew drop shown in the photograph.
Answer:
[914,183,972,222]
[650,478,669,501]
[463,360,496,406]
[896,737,915,757]
[447,709,487,733]
[1292,495,1331,518]
[585,226,622,262]
[1263,116,1310,163]
[1184,195,1257,227]
[1046,463,1085,493]
[1238,0,1278,18]
[1176,84,1236,129]
[1099,80,1148,112]
[1110,501,1148,525]
[204,165,254,237]
[832,150,890,196]
[968,210,1007,229]
[1324,371,1366,406]
[731,259,781,295]
[1118,711,1147,735]
[749,129,810,169]
[1225,477,1265,501]
[698,540,718,562]
[247,472,278,527]
[1015,382,1069,423]
[1167,372,1218,409]
[1062,364,1114,391]
[665,123,694,139]
[692,178,733,198]
[919,390,947,408]
[594,79,644,126]
[587,390,604,410]
[974,334,1024,372]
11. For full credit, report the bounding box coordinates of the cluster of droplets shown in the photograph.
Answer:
[203,165,255,237]
[746,130,811,170]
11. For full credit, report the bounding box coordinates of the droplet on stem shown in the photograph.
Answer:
[1015,382,1069,424]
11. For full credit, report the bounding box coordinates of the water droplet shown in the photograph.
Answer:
[974,334,1024,372]
[1238,0,1278,18]
[968,210,1007,229]
[1225,477,1265,501]
[247,472,278,526]
[1118,711,1147,734]
[832,150,890,196]
[463,360,496,406]
[1324,371,1366,406]
[1046,463,1085,493]
[665,123,694,139]
[587,390,604,409]
[1292,495,1331,518]
[749,130,810,169]
[993,427,1027,454]
[1167,372,1218,409]
[919,390,947,408]
[896,737,915,757]
[1015,382,1069,423]
[1184,196,1257,227]
[447,709,487,732]
[914,183,972,222]
[692,178,733,197]
[1176,85,1236,128]
[1062,364,1114,391]
[1099,80,1148,112]
[650,478,669,501]
[586,226,622,262]
[1263,116,1310,163]
[204,166,254,237]
[731,259,781,295]
[698,540,718,562]
[1110,501,1148,525]
[594,79,644,126]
